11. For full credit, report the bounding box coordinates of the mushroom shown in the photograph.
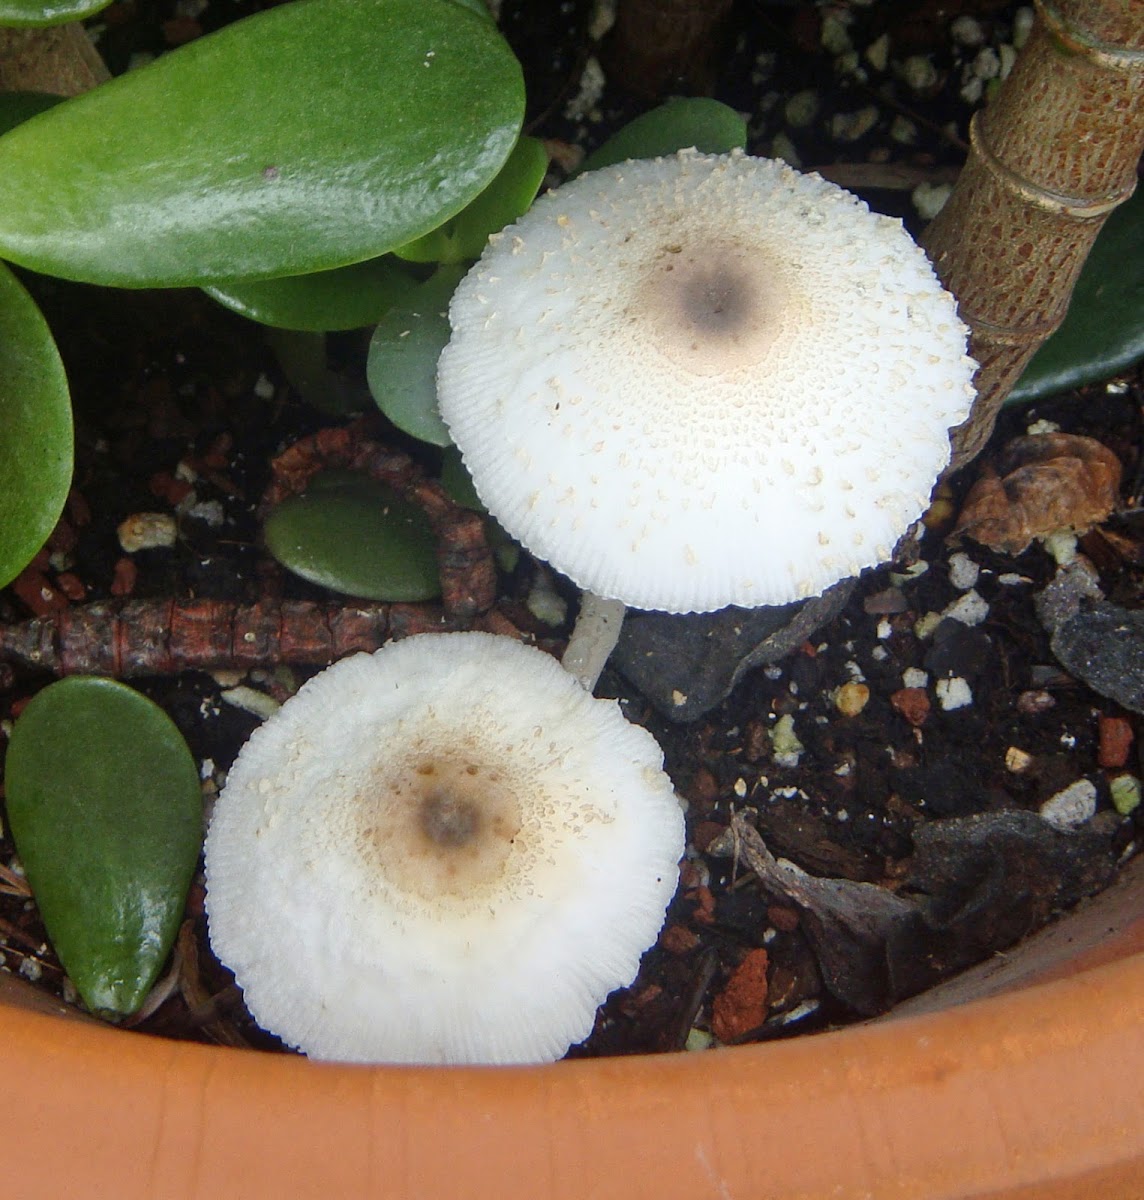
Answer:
[437,149,977,688]
[203,630,684,1065]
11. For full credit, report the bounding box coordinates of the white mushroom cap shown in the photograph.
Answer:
[438,149,976,613]
[203,631,684,1065]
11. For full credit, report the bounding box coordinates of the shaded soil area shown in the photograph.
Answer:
[0,0,1141,1055]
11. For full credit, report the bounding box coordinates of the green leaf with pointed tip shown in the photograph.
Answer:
[394,136,549,264]
[0,0,111,26]
[0,0,524,287]
[0,92,63,136]
[448,0,494,20]
[4,677,201,1018]
[203,257,423,331]
[367,265,463,446]
[264,329,368,415]
[0,263,73,590]
[264,471,441,600]
[579,98,748,175]
[440,445,484,511]
[1009,187,1144,403]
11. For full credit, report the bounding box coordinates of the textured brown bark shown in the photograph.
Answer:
[922,0,1144,475]
[0,23,108,95]
[603,0,734,98]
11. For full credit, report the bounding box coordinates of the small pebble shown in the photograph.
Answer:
[1005,746,1034,773]
[685,1028,714,1052]
[182,499,226,527]
[834,681,870,717]
[1109,774,1142,817]
[1013,6,1035,49]
[784,89,819,128]
[831,106,879,142]
[972,47,1001,79]
[959,76,984,105]
[902,667,928,689]
[946,552,980,592]
[820,14,851,55]
[864,33,890,72]
[1017,689,1056,715]
[891,687,930,727]
[899,55,939,93]
[525,570,567,627]
[950,14,985,47]
[943,589,989,627]
[1098,715,1134,769]
[915,610,943,640]
[770,131,801,168]
[252,373,276,400]
[117,512,178,553]
[1039,778,1097,832]
[913,181,952,220]
[220,685,281,721]
[999,43,1018,79]
[889,115,918,145]
[770,714,804,768]
[936,677,973,711]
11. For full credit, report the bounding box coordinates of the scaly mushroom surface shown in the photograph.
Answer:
[204,631,684,1065]
[438,150,976,682]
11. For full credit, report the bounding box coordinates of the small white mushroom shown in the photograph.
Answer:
[438,150,975,686]
[203,631,684,1065]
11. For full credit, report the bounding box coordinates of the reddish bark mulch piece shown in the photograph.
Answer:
[711,948,769,1044]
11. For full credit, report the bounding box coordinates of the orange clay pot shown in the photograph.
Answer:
[2,855,1142,1199]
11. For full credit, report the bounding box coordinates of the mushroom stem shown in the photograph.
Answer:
[561,593,627,692]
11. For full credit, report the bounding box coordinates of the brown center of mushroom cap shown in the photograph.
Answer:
[633,238,795,377]
[357,758,523,901]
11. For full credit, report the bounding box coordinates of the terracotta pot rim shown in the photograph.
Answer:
[4,938,1143,1200]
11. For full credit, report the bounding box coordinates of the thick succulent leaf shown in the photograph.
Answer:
[367,265,463,446]
[264,471,441,600]
[447,0,494,20]
[4,677,201,1017]
[0,0,111,25]
[264,328,368,415]
[394,135,548,264]
[204,257,422,331]
[579,98,748,174]
[0,262,73,589]
[0,0,524,287]
[440,445,483,511]
[0,92,63,136]
[1010,187,1144,403]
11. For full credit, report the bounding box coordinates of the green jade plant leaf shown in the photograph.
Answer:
[0,91,63,137]
[0,262,72,589]
[1010,186,1144,403]
[578,97,748,174]
[393,135,548,265]
[4,677,201,1017]
[0,0,111,27]
[0,0,524,287]
[203,256,424,332]
[367,264,465,446]
[264,471,441,600]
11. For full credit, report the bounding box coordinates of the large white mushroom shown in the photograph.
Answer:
[203,631,684,1065]
[437,149,977,687]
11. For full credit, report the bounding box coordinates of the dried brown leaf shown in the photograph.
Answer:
[952,433,1121,555]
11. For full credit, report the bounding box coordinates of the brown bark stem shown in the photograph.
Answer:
[922,0,1144,475]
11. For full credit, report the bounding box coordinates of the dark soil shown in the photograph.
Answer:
[1,0,1141,1056]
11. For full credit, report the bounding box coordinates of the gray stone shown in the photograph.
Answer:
[613,580,854,722]
[1051,600,1144,714]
